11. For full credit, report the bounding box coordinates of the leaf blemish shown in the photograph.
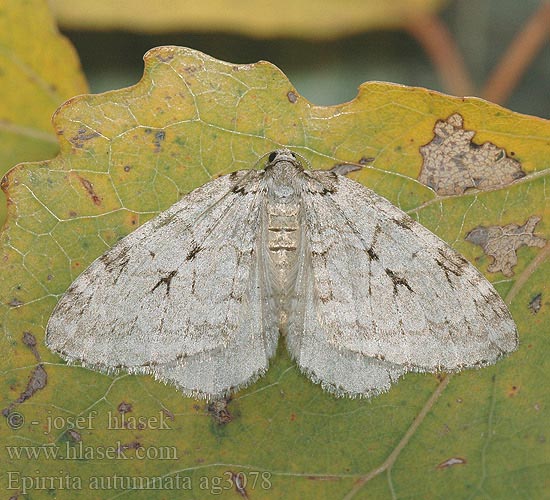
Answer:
[154,130,166,152]
[230,471,248,499]
[508,385,520,397]
[118,440,143,452]
[465,215,546,277]
[436,457,467,469]
[78,176,102,206]
[528,293,542,314]
[69,127,100,148]
[359,156,374,165]
[419,113,526,195]
[287,90,298,103]
[66,429,82,442]
[156,52,175,63]
[8,298,24,308]
[118,401,133,413]
[207,397,233,425]
[1,332,47,418]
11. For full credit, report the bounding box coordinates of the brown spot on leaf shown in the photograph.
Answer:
[66,429,82,442]
[436,457,467,469]
[153,130,166,152]
[78,176,102,206]
[183,64,198,74]
[419,113,525,195]
[207,398,232,425]
[2,332,47,417]
[465,216,546,276]
[22,332,36,346]
[117,441,142,453]
[18,365,47,403]
[23,331,40,359]
[157,52,175,63]
[230,472,249,499]
[69,127,100,148]
[359,156,375,165]
[124,165,131,172]
[528,293,542,315]
[508,385,520,397]
[8,298,24,307]
[287,90,298,103]
[1,174,10,192]
[118,401,133,413]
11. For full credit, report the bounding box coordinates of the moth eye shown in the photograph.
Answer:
[290,152,296,158]
[268,151,277,163]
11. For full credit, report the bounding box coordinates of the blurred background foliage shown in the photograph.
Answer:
[52,0,550,115]
[1,0,549,198]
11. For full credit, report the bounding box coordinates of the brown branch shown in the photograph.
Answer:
[405,12,474,97]
[482,2,550,105]
[505,241,550,306]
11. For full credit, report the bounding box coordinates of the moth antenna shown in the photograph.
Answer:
[253,150,273,169]
[292,150,312,170]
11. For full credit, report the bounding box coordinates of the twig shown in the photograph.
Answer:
[505,242,550,306]
[405,12,474,96]
[482,2,550,105]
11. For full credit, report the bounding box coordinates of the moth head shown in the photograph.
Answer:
[267,148,296,164]
[264,148,310,172]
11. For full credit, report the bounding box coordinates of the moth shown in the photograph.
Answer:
[46,149,518,399]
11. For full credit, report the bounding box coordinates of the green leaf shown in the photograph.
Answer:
[1,46,548,499]
[49,0,447,38]
[0,0,88,227]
